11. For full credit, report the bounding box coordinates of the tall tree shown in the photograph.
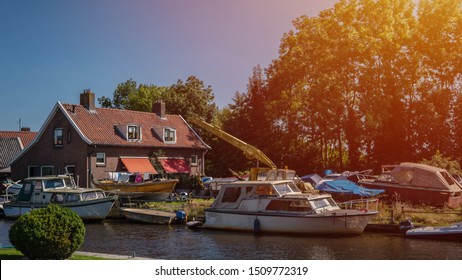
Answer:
[98,76,217,121]
[166,76,217,121]
[414,0,462,158]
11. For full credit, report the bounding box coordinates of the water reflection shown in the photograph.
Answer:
[1,219,461,259]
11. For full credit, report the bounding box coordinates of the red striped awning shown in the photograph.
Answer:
[120,157,158,174]
[160,158,190,173]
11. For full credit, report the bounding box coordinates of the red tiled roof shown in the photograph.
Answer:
[0,131,37,148]
[60,103,208,149]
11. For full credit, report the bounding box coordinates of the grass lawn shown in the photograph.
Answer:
[0,247,111,260]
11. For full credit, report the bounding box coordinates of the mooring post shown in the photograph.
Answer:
[390,209,395,224]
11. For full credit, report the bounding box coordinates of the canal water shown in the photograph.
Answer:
[1,219,461,260]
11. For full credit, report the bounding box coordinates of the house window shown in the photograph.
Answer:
[191,155,198,166]
[164,128,176,143]
[28,166,40,177]
[67,130,72,143]
[127,125,141,141]
[96,153,106,166]
[53,128,63,147]
[41,166,54,176]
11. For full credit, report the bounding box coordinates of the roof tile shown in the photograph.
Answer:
[61,103,208,149]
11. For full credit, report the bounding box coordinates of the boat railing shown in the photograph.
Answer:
[1,184,15,203]
[337,198,379,211]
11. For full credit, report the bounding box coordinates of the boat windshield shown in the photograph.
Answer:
[310,197,338,211]
[44,179,66,189]
[273,182,300,195]
[81,191,106,201]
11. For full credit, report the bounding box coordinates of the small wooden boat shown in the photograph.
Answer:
[121,208,177,225]
[93,178,179,202]
[405,222,462,241]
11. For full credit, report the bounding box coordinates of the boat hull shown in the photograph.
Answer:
[121,208,176,224]
[203,209,377,235]
[360,181,462,208]
[3,197,116,221]
[406,223,462,241]
[94,179,178,202]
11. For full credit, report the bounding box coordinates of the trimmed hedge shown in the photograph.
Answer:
[9,204,86,259]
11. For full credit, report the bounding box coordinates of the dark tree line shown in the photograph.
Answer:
[222,0,462,176]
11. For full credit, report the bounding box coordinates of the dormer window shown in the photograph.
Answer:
[164,127,176,144]
[127,125,141,141]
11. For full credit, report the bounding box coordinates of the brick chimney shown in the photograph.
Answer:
[152,101,166,119]
[20,127,31,132]
[80,89,96,111]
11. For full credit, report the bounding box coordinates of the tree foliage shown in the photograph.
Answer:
[98,76,217,121]
[420,150,462,176]
[219,0,462,176]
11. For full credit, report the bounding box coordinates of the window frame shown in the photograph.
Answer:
[190,155,198,166]
[96,153,106,166]
[28,165,40,177]
[53,128,63,147]
[41,165,55,176]
[163,127,176,144]
[127,125,141,141]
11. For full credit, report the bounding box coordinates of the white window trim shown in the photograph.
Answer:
[127,125,142,142]
[163,127,176,144]
[54,128,63,147]
[191,155,198,166]
[96,153,106,166]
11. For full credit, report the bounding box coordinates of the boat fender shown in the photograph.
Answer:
[254,218,260,234]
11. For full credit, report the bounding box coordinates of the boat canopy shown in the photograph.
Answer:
[390,162,462,192]
[316,180,385,197]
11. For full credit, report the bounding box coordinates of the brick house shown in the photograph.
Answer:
[10,90,210,188]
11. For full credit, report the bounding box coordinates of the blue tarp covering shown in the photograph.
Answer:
[315,180,385,197]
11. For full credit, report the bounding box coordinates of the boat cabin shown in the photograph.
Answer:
[14,175,106,204]
[209,180,340,214]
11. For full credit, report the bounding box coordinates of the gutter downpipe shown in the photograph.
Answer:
[87,144,96,188]
[202,149,208,176]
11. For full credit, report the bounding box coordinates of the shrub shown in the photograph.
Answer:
[8,204,86,259]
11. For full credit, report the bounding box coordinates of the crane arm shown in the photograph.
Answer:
[188,117,276,169]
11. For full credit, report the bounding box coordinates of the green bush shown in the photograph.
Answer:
[8,204,86,259]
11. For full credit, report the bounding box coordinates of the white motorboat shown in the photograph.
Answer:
[405,222,462,241]
[201,180,378,235]
[3,175,117,221]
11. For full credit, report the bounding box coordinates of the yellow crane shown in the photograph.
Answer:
[188,117,297,181]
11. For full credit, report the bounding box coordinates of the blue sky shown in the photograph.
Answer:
[1,0,337,131]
